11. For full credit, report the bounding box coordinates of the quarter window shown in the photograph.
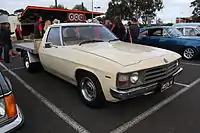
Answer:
[185,28,199,36]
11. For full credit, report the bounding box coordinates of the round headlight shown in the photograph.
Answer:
[0,101,6,118]
[130,72,139,84]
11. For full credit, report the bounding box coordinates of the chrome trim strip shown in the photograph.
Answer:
[111,83,158,94]
[0,105,23,133]
[0,91,12,98]
[173,67,183,76]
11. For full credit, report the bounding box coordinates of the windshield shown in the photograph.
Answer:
[62,25,118,45]
[165,28,183,37]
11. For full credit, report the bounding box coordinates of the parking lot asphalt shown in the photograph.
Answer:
[1,56,200,133]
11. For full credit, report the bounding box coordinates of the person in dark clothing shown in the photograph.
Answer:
[0,23,12,63]
[127,18,140,43]
[15,24,23,40]
[104,20,112,30]
[110,17,126,41]
[34,16,43,39]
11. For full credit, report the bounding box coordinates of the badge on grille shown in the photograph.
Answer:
[163,58,168,63]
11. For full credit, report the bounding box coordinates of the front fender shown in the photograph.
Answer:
[75,66,117,101]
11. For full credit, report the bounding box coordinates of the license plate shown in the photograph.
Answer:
[161,78,174,92]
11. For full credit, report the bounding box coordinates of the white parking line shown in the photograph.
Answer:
[2,67,25,72]
[181,62,200,67]
[0,63,90,133]
[174,82,189,87]
[110,78,200,133]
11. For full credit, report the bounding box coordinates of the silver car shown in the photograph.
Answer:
[0,72,24,132]
[173,23,200,36]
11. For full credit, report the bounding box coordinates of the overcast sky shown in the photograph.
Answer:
[0,0,195,23]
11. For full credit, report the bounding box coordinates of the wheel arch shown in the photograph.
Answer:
[75,68,101,84]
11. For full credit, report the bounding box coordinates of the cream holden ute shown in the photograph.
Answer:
[15,23,183,107]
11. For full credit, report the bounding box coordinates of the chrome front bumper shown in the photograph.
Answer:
[110,67,183,100]
[0,105,24,133]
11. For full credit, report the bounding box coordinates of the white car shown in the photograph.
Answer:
[15,23,183,107]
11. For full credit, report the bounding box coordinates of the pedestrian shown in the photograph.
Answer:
[53,19,59,24]
[34,16,43,39]
[43,20,51,32]
[15,24,23,40]
[110,17,126,41]
[126,18,140,43]
[104,19,112,30]
[0,23,13,63]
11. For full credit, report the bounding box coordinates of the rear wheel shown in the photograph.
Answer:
[183,47,197,60]
[23,52,39,73]
[77,72,106,107]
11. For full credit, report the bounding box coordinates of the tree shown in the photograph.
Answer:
[50,4,66,9]
[191,0,200,17]
[140,0,163,24]
[0,9,9,15]
[14,8,24,15]
[106,0,130,20]
[72,4,88,11]
[106,0,163,24]
[156,18,163,25]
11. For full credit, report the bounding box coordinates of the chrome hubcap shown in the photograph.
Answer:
[184,48,195,59]
[80,77,96,102]
[25,60,29,68]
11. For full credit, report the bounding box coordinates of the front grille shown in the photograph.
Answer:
[144,61,179,83]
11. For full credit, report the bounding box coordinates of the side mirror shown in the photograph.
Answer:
[44,42,53,48]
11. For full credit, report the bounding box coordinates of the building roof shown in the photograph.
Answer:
[21,6,104,20]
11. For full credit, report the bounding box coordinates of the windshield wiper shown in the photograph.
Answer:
[108,39,120,43]
[79,40,104,46]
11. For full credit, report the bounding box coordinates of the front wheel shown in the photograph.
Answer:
[77,73,106,107]
[183,47,197,60]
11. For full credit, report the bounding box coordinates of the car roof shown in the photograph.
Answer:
[141,26,172,30]
[50,23,102,27]
[173,23,200,26]
[173,25,199,28]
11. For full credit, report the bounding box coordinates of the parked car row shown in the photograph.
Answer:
[138,26,200,60]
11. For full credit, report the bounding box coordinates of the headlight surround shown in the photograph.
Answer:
[116,71,140,89]
[0,98,6,122]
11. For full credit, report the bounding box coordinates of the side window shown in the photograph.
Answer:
[140,30,148,36]
[149,29,163,36]
[185,28,198,36]
[46,27,61,46]
[177,28,183,34]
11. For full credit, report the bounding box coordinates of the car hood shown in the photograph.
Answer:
[73,41,172,66]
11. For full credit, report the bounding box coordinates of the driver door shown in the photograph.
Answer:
[39,27,63,74]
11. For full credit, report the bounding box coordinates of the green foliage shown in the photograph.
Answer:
[14,8,24,15]
[0,9,9,15]
[191,0,200,17]
[50,4,66,9]
[106,0,163,24]
[72,4,88,11]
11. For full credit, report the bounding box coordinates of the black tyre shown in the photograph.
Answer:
[23,52,39,73]
[77,72,106,107]
[183,47,197,60]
